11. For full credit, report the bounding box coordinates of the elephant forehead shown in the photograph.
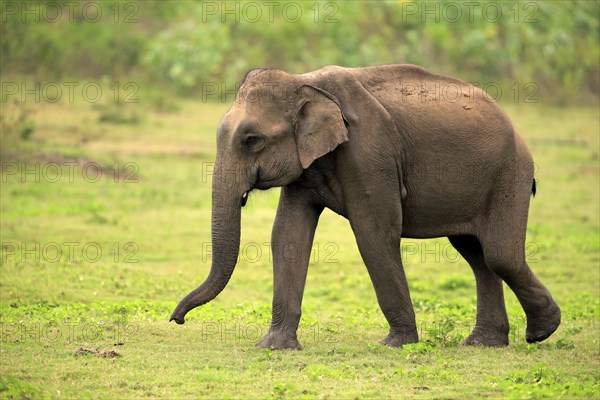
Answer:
[238,96,295,125]
[221,105,289,139]
[236,83,299,105]
[243,93,285,111]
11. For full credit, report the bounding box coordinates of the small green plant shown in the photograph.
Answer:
[505,363,559,385]
[400,342,435,358]
[438,275,472,290]
[0,99,36,152]
[97,105,141,125]
[19,118,36,140]
[272,382,293,399]
[555,338,576,350]
[305,364,341,382]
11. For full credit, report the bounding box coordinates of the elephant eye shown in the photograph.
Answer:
[242,134,265,151]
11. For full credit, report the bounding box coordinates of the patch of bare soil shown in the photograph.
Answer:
[74,347,121,358]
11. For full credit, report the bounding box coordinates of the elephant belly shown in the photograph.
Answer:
[400,195,481,238]
[399,160,496,239]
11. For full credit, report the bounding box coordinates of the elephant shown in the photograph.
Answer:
[170,64,561,350]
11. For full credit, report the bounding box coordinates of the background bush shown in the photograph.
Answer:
[1,0,598,103]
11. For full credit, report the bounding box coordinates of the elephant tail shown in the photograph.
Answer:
[532,179,537,197]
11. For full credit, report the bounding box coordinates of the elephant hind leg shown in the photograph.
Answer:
[480,240,561,343]
[477,223,561,344]
[449,235,509,347]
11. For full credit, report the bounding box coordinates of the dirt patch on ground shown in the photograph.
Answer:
[74,347,121,358]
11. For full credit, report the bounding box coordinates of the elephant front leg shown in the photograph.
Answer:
[350,208,418,347]
[256,186,322,350]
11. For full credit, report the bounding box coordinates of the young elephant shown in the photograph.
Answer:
[171,65,561,349]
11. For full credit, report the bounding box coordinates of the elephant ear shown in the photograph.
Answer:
[294,85,349,169]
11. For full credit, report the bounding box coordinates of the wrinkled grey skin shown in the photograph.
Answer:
[171,65,561,349]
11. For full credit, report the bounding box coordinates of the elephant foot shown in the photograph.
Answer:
[380,328,419,348]
[256,330,302,350]
[462,325,509,347]
[526,302,561,343]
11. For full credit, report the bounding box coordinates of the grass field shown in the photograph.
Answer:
[1,94,598,399]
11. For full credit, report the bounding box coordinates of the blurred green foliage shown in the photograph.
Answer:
[1,0,599,103]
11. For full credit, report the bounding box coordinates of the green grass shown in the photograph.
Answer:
[1,96,598,399]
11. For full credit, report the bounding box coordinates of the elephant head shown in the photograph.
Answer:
[170,69,349,324]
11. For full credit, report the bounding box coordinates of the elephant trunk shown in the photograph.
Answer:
[170,161,247,324]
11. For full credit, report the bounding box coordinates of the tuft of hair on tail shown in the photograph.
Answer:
[532,179,537,197]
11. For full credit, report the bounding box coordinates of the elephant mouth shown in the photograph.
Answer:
[241,168,261,207]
